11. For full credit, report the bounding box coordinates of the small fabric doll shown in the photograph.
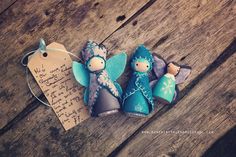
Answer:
[122,45,154,117]
[72,40,127,117]
[152,54,191,104]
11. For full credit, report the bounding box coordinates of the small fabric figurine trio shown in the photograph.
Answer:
[72,41,191,117]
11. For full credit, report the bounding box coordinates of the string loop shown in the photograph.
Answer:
[21,45,82,107]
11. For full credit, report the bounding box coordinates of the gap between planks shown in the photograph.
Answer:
[0,0,235,156]
[100,0,157,44]
[0,0,158,135]
[0,0,154,128]
[107,38,236,157]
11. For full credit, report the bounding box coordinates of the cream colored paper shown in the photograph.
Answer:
[28,42,90,130]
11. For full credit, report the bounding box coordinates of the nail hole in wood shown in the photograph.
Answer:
[94,2,99,7]
[180,56,187,61]
[116,15,126,22]
[152,34,170,49]
[45,10,50,16]
[132,20,138,26]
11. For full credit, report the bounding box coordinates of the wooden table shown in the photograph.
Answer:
[0,0,235,156]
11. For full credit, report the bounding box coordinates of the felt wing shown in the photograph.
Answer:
[176,67,191,84]
[172,90,178,103]
[106,52,127,81]
[149,80,158,89]
[152,54,167,79]
[72,61,90,87]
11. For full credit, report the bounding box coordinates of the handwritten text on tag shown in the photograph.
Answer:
[28,42,90,130]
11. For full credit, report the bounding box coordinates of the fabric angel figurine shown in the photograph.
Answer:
[152,54,191,104]
[122,45,154,117]
[72,40,127,117]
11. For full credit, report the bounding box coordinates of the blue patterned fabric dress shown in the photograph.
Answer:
[72,40,127,117]
[122,45,154,117]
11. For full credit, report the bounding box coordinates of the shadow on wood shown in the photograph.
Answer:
[202,126,236,157]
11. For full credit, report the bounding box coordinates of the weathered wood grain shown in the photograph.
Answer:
[116,54,236,157]
[0,0,16,14]
[104,0,236,89]
[1,0,236,157]
[0,0,235,157]
[0,0,150,128]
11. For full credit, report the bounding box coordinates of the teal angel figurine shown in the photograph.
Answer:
[72,41,127,117]
[122,45,154,117]
[152,54,191,104]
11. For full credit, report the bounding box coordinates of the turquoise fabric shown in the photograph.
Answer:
[72,41,127,115]
[83,88,89,105]
[123,90,149,115]
[153,74,176,103]
[106,52,127,81]
[130,45,153,70]
[122,45,154,116]
[72,61,90,87]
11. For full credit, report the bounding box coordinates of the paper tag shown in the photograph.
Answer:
[28,42,90,130]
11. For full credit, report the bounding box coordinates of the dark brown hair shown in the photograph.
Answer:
[167,62,180,76]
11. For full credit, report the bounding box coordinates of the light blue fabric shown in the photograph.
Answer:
[72,61,90,87]
[72,41,127,116]
[106,52,127,81]
[153,75,176,103]
[83,88,89,105]
[39,38,46,53]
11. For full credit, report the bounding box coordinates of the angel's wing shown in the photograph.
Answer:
[152,54,167,79]
[72,61,90,87]
[106,52,127,81]
[175,67,191,84]
[149,80,158,89]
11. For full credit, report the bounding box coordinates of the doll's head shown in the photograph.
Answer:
[131,45,153,73]
[132,58,151,72]
[87,56,105,72]
[81,40,108,72]
[167,62,180,76]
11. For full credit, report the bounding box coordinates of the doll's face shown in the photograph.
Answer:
[167,62,180,76]
[87,56,106,72]
[132,59,150,72]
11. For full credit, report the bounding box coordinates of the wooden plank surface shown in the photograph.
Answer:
[1,0,236,157]
[0,0,150,128]
[0,0,235,157]
[116,53,236,157]
[0,0,16,14]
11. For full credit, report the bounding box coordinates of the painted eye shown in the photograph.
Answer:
[136,63,138,66]
[101,61,103,64]
[146,65,149,68]
[89,64,91,67]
